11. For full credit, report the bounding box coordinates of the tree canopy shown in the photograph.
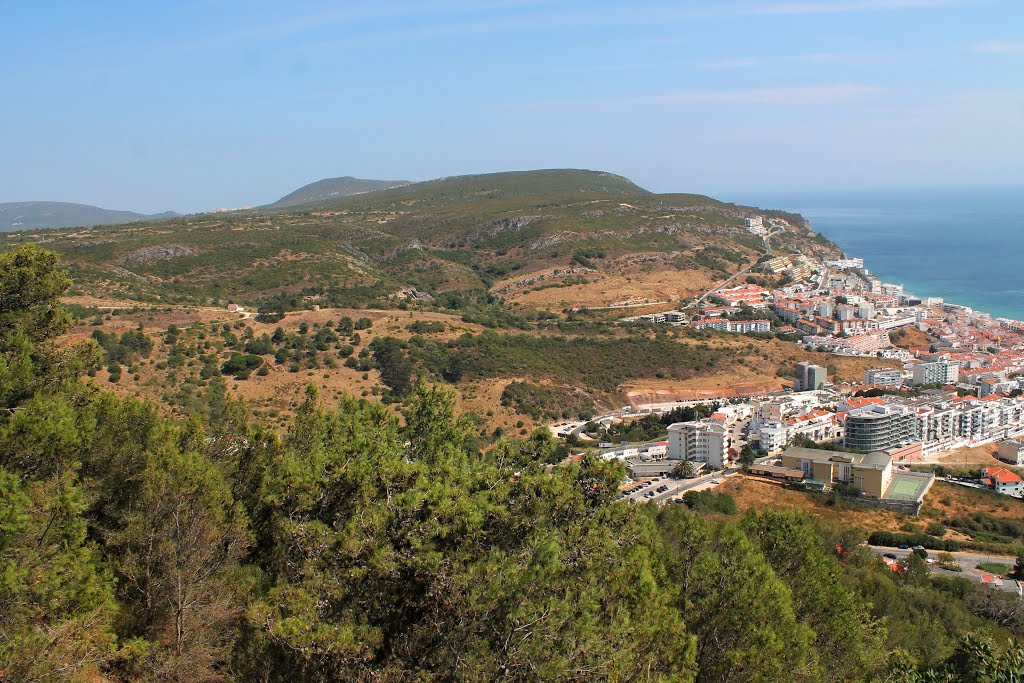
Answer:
[1,247,1021,682]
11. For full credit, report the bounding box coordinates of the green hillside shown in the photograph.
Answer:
[267,176,410,208]
[298,168,650,211]
[0,169,839,309]
[0,201,180,232]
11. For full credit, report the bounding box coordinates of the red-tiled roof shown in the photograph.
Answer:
[844,397,886,409]
[982,466,1023,484]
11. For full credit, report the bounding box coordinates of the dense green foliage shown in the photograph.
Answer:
[500,380,598,421]
[681,490,738,515]
[368,331,733,414]
[2,246,1022,682]
[869,530,962,551]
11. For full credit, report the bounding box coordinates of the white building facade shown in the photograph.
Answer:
[667,421,730,469]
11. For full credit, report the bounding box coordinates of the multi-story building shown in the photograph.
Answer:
[745,216,766,236]
[795,363,828,391]
[764,255,792,274]
[729,319,771,334]
[825,258,865,270]
[866,367,903,388]
[755,409,842,455]
[691,318,771,333]
[997,439,1024,466]
[896,394,1024,454]
[857,303,875,319]
[843,404,918,452]
[910,361,960,386]
[875,314,918,331]
[667,420,730,469]
[836,304,857,321]
[786,263,814,282]
[664,311,687,324]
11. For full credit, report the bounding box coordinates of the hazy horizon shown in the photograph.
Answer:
[4,0,1022,214]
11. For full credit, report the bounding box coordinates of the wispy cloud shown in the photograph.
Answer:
[635,84,881,105]
[969,41,1024,54]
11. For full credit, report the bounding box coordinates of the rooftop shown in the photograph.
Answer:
[783,446,891,470]
[982,466,1023,485]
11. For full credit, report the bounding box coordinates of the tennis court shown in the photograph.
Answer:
[886,473,930,500]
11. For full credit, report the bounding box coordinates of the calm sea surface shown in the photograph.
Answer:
[722,188,1024,320]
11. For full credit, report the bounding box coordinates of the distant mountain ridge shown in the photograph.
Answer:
[267,176,410,208]
[1,168,837,312]
[0,201,180,232]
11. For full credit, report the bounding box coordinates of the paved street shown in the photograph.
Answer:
[620,466,747,504]
[868,545,1023,594]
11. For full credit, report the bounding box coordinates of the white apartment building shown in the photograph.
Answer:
[745,216,767,236]
[910,361,960,386]
[826,258,865,270]
[668,421,730,469]
[866,368,903,387]
[691,318,771,333]
[896,394,1024,456]
[756,410,842,455]
[875,314,918,331]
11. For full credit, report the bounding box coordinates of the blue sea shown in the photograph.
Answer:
[722,188,1024,321]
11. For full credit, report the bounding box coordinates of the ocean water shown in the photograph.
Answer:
[722,187,1024,321]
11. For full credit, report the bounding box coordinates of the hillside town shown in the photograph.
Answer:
[587,216,1024,510]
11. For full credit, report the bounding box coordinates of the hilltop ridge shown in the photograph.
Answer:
[1,168,838,310]
[0,201,180,232]
[267,176,410,208]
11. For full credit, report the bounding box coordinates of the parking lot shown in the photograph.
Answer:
[619,472,733,504]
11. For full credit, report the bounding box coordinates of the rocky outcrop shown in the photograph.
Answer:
[117,244,193,265]
[443,215,548,247]
[494,267,594,295]
[395,286,434,301]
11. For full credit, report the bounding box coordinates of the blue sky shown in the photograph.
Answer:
[2,0,1022,212]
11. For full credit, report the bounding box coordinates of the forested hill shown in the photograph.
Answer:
[0,201,180,232]
[2,243,1023,682]
[0,168,834,309]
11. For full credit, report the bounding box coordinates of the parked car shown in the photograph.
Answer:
[897,544,909,550]
[883,553,897,560]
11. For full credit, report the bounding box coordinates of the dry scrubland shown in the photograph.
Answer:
[722,476,1024,551]
[70,299,883,433]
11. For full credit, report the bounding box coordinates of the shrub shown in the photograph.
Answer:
[221,353,263,377]
[409,320,445,334]
[868,531,960,552]
[682,490,736,515]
